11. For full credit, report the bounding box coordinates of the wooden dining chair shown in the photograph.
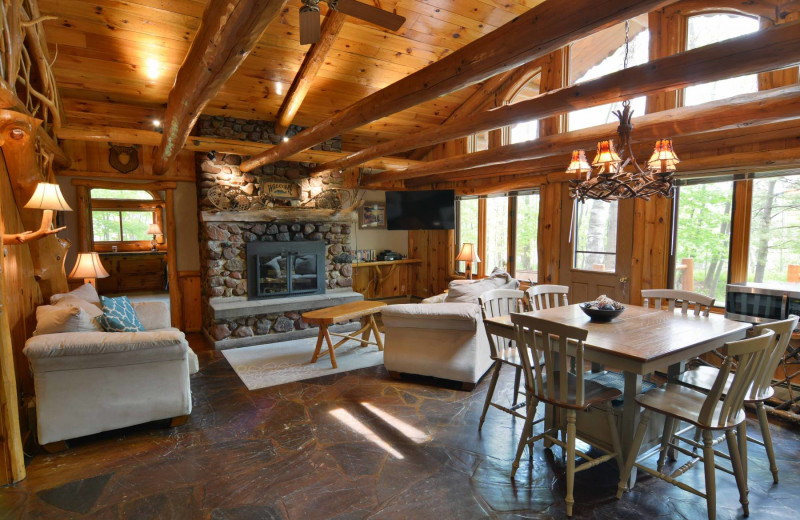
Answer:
[641,289,715,316]
[525,284,569,312]
[617,328,776,520]
[678,315,798,484]
[511,313,624,517]
[478,289,526,429]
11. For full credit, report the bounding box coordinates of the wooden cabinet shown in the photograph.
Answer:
[353,259,421,299]
[97,252,167,294]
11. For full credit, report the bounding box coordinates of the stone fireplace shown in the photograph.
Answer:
[196,115,363,349]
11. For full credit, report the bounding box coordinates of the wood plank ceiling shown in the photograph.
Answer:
[39,0,545,153]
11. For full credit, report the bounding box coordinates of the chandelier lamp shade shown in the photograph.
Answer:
[566,149,592,176]
[647,138,681,173]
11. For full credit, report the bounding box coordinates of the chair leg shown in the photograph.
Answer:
[756,401,779,484]
[658,416,675,472]
[512,365,522,406]
[617,409,651,499]
[479,360,502,431]
[736,421,748,486]
[702,429,717,520]
[511,398,538,478]
[726,429,750,517]
[565,410,577,517]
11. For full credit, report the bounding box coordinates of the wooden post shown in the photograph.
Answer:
[165,190,182,328]
[0,239,25,484]
[75,185,89,251]
[681,259,694,291]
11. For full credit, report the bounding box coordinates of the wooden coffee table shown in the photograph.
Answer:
[303,301,386,369]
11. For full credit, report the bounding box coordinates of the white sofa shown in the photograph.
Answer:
[24,299,199,446]
[381,272,519,389]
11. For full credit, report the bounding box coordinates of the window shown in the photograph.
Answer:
[485,197,509,272]
[568,17,649,131]
[90,189,162,247]
[748,176,800,283]
[457,198,479,274]
[684,14,759,107]
[573,199,618,271]
[515,192,540,283]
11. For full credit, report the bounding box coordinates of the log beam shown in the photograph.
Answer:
[57,125,422,171]
[364,83,800,185]
[239,0,675,172]
[153,0,287,175]
[319,19,800,176]
[274,10,347,136]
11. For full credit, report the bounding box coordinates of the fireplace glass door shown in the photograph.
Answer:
[257,253,289,296]
[292,254,320,293]
[248,241,326,299]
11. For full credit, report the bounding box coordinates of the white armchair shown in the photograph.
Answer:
[381,302,493,389]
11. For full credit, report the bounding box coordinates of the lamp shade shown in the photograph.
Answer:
[455,242,481,263]
[565,149,592,175]
[23,182,72,211]
[146,223,163,235]
[69,252,110,279]
[647,138,680,173]
[591,140,621,170]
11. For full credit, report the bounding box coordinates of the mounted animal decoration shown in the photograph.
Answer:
[299,0,405,44]
[108,143,140,173]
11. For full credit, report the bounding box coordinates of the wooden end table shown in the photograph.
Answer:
[303,301,386,369]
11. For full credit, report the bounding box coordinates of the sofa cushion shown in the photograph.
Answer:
[381,302,481,331]
[50,283,101,307]
[54,294,104,318]
[34,305,102,335]
[98,296,146,332]
[132,301,172,331]
[444,269,520,304]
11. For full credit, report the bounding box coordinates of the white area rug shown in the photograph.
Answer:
[222,334,384,390]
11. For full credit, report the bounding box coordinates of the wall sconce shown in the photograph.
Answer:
[69,252,110,288]
[2,182,71,245]
[146,223,163,251]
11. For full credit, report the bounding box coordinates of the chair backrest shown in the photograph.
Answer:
[526,284,569,312]
[699,328,775,428]
[641,289,714,317]
[750,315,798,400]
[512,313,589,408]
[480,289,525,358]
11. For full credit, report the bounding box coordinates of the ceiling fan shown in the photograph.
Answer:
[299,0,405,44]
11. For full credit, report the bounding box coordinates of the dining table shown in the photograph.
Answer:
[483,303,751,485]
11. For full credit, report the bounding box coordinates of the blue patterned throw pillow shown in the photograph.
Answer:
[98,296,145,332]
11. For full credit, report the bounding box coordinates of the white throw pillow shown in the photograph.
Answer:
[54,294,104,318]
[34,305,102,335]
[50,283,101,307]
[445,278,503,304]
[132,301,172,331]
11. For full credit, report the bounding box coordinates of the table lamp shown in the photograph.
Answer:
[455,242,480,280]
[3,182,71,244]
[146,223,163,251]
[69,252,110,288]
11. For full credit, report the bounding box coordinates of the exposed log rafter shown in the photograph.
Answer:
[275,10,347,136]
[153,0,287,175]
[239,0,676,172]
[364,84,800,185]
[318,19,800,176]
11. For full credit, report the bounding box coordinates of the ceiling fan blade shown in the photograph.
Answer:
[334,0,405,31]
[299,5,321,45]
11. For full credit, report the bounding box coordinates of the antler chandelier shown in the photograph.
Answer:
[567,22,679,202]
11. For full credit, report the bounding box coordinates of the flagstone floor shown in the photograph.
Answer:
[1,334,799,519]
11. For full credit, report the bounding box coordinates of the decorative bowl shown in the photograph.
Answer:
[579,303,625,322]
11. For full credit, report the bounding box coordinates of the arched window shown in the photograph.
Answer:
[90,188,164,248]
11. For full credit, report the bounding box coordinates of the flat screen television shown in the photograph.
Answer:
[385,190,455,230]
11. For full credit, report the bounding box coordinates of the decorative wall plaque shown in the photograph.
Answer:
[261,181,300,199]
[108,143,139,173]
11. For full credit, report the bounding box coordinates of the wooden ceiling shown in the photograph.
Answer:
[40,0,545,152]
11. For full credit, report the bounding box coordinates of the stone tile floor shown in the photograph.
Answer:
[1,344,799,519]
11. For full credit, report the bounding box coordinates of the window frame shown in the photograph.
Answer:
[89,190,166,253]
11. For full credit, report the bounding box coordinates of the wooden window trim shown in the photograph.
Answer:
[89,194,166,252]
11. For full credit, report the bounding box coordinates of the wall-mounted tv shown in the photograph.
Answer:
[385,190,455,230]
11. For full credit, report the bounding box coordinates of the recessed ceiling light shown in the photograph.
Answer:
[145,58,161,80]
[153,119,162,127]
[275,82,283,96]
[283,136,289,142]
